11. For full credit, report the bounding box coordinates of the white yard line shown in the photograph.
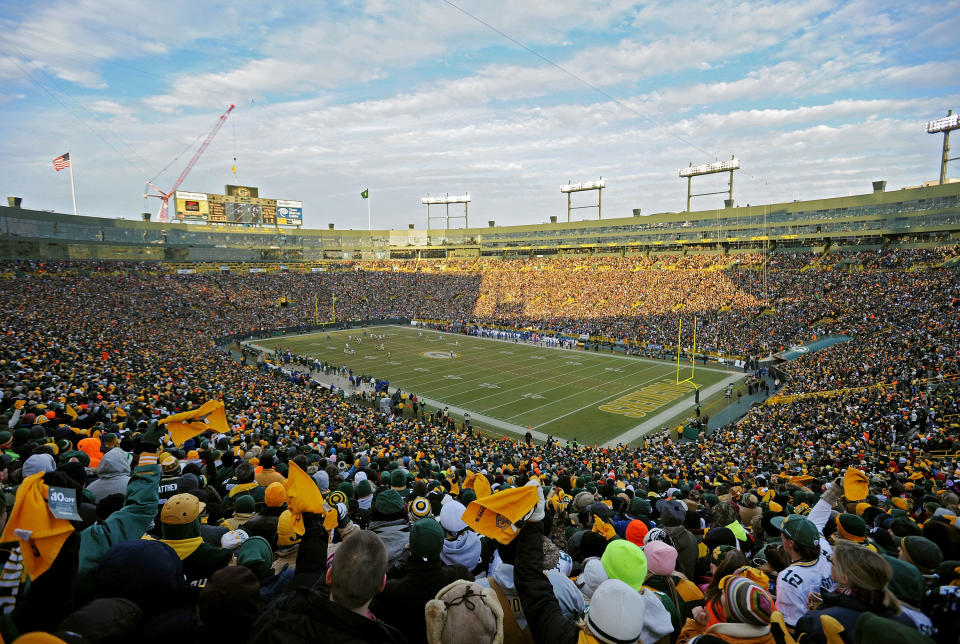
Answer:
[419,326,736,374]
[475,362,661,415]
[603,372,745,447]
[528,371,671,431]
[248,326,748,444]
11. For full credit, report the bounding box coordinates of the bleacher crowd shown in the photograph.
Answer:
[0,249,956,643]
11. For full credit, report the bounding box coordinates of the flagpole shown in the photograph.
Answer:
[367,193,372,231]
[67,149,78,217]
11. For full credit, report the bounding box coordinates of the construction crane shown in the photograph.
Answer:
[145,104,235,222]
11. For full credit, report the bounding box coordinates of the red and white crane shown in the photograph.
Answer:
[145,104,235,222]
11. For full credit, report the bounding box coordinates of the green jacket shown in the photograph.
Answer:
[75,461,161,600]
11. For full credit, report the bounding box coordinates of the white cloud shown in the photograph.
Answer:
[0,0,957,232]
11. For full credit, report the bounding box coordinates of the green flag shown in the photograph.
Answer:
[361,188,369,199]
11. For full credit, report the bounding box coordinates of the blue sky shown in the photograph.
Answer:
[0,0,958,230]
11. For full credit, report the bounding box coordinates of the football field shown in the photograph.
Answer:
[250,325,743,446]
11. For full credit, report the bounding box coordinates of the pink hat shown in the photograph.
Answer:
[643,540,678,576]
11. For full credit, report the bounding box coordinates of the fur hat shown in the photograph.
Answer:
[425,580,503,644]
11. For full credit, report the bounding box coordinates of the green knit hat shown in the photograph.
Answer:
[409,518,444,559]
[356,479,373,498]
[629,497,650,516]
[390,469,407,489]
[59,449,90,467]
[338,481,355,499]
[375,489,403,515]
[236,536,274,580]
[235,494,256,514]
[601,539,648,591]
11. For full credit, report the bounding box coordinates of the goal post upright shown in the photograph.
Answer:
[690,315,697,381]
[676,315,698,387]
[676,317,683,384]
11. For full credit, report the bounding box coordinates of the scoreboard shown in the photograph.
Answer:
[174,185,301,226]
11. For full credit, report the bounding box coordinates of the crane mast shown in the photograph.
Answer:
[145,104,235,222]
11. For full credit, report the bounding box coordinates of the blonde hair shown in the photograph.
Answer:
[832,541,900,613]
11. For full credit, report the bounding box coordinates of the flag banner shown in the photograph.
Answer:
[284,462,338,530]
[159,400,230,446]
[461,485,539,544]
[52,152,70,171]
[361,188,369,199]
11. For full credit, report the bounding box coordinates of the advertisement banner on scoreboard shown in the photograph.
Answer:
[276,200,302,225]
[175,187,301,226]
[174,191,209,221]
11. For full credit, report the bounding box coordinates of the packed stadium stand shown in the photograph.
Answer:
[0,181,957,642]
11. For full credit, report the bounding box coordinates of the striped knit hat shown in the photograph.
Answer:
[721,576,773,626]
[409,496,432,520]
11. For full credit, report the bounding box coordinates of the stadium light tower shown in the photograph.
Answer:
[560,178,605,222]
[678,156,740,212]
[926,110,960,185]
[421,193,470,231]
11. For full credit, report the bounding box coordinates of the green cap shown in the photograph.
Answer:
[356,479,373,498]
[375,489,403,515]
[600,539,648,591]
[390,468,407,489]
[772,514,819,547]
[409,518,444,559]
[236,536,274,580]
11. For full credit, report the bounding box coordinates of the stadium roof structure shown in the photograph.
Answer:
[1,180,959,262]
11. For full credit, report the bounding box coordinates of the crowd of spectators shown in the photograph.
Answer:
[0,249,956,642]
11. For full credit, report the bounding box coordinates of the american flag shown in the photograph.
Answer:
[52,152,70,171]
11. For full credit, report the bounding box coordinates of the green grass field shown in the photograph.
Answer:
[251,325,742,446]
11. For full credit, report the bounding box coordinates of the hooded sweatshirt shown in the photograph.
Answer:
[477,563,584,629]
[86,449,132,503]
[439,530,481,571]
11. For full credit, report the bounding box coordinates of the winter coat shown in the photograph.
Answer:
[665,525,699,578]
[677,619,777,644]
[75,460,161,601]
[795,591,918,643]
[513,521,581,644]
[85,448,132,503]
[369,518,410,570]
[372,555,472,643]
[249,584,408,644]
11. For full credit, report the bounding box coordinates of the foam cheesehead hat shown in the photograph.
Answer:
[586,578,647,644]
[772,514,819,547]
[459,485,539,544]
